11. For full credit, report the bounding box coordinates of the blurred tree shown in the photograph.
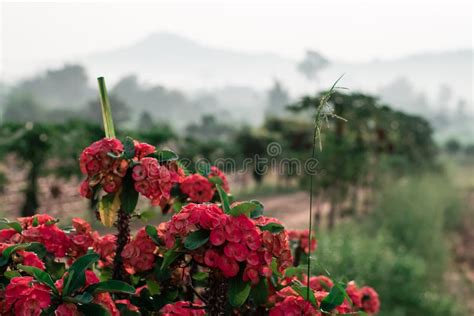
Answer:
[138,111,155,131]
[297,50,329,80]
[83,95,130,127]
[10,64,93,109]
[3,93,44,123]
[0,123,55,216]
[444,138,461,154]
[265,80,290,117]
[185,115,234,141]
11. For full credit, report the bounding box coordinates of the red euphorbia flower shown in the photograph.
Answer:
[5,276,52,316]
[180,174,215,202]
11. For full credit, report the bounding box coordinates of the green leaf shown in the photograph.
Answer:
[216,184,230,213]
[157,150,178,162]
[229,201,259,217]
[123,136,136,160]
[17,264,57,293]
[64,292,94,304]
[146,279,161,295]
[121,171,139,214]
[86,280,135,294]
[139,210,155,221]
[320,282,347,312]
[78,303,109,316]
[192,271,208,281]
[259,222,284,233]
[291,280,317,306]
[208,176,223,186]
[197,163,211,177]
[44,257,66,280]
[250,278,268,305]
[161,248,182,270]
[228,277,251,307]
[0,243,32,266]
[145,225,161,245]
[184,230,210,250]
[0,219,22,232]
[26,242,47,258]
[270,258,282,278]
[249,200,264,218]
[172,200,183,212]
[63,253,99,296]
[4,270,21,279]
[32,216,39,227]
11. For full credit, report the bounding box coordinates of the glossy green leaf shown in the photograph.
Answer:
[0,219,22,232]
[17,264,57,293]
[146,279,161,295]
[123,136,136,160]
[208,176,223,186]
[259,222,284,233]
[160,248,182,270]
[0,243,32,266]
[4,270,21,279]
[249,200,264,218]
[64,292,94,304]
[229,201,259,217]
[320,282,347,312]
[86,280,135,294]
[228,277,251,307]
[121,171,139,214]
[250,278,268,305]
[78,303,109,316]
[145,225,161,245]
[157,150,178,162]
[216,184,230,213]
[184,230,210,250]
[291,280,317,306]
[63,253,99,296]
[192,271,208,281]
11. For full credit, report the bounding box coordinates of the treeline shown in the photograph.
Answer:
[0,64,268,129]
[1,89,454,222]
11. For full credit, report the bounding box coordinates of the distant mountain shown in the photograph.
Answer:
[80,32,473,109]
[81,32,296,91]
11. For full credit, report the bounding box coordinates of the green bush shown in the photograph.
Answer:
[313,174,465,315]
[314,225,463,315]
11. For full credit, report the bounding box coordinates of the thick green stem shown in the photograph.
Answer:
[97,77,116,139]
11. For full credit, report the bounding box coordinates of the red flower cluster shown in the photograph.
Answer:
[180,174,215,203]
[122,227,157,274]
[180,167,230,203]
[160,301,205,316]
[361,286,381,314]
[17,250,45,270]
[79,138,128,196]
[269,287,320,316]
[309,275,333,291]
[133,141,156,160]
[20,218,71,258]
[94,234,117,267]
[161,203,292,283]
[4,276,51,315]
[209,166,230,192]
[133,157,181,205]
[288,229,317,254]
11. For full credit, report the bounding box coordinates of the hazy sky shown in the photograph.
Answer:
[1,0,472,80]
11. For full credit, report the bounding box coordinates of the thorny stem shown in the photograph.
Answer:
[206,271,228,316]
[112,209,131,281]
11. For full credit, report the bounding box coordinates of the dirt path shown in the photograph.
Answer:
[255,191,330,230]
